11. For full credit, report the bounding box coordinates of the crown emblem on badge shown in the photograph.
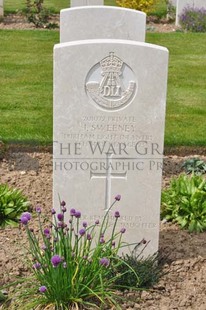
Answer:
[86,52,136,111]
[100,52,123,74]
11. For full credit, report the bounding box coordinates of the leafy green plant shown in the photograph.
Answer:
[25,0,58,28]
[0,184,30,228]
[148,0,168,20]
[0,290,7,303]
[2,196,146,310]
[182,158,206,175]
[113,245,166,289]
[161,174,206,232]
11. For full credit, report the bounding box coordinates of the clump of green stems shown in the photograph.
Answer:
[3,195,147,310]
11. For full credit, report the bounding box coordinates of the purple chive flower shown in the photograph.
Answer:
[100,237,105,244]
[99,257,110,267]
[20,215,29,225]
[75,211,81,218]
[33,262,41,269]
[87,233,92,241]
[51,208,56,215]
[51,255,62,267]
[115,194,121,201]
[21,212,31,221]
[61,201,66,207]
[62,206,67,213]
[120,228,126,234]
[42,245,47,251]
[39,286,47,293]
[79,228,86,236]
[95,219,100,225]
[58,222,64,228]
[44,228,50,235]
[36,205,41,213]
[70,208,76,216]
[57,213,64,221]
[83,221,87,228]
[114,211,120,218]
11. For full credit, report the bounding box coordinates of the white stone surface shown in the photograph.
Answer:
[53,39,168,256]
[71,0,103,7]
[176,0,206,25]
[60,7,146,43]
[0,0,3,16]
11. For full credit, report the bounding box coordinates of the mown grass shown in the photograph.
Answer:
[147,32,206,146]
[0,29,205,145]
[4,0,166,14]
[4,0,117,14]
[0,30,59,144]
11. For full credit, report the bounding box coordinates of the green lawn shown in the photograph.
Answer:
[0,30,205,146]
[147,32,206,146]
[0,30,59,144]
[4,0,117,13]
[4,0,166,14]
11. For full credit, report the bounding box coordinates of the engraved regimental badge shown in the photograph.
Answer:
[85,52,137,111]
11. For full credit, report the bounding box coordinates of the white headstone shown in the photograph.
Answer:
[0,0,3,16]
[70,0,103,7]
[176,0,206,25]
[53,40,168,256]
[60,7,146,43]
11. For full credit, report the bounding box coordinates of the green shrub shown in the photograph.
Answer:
[0,184,30,228]
[179,6,206,32]
[148,0,168,19]
[161,174,206,232]
[113,246,165,289]
[182,158,206,175]
[25,0,58,29]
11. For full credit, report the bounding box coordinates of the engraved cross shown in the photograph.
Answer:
[90,153,127,210]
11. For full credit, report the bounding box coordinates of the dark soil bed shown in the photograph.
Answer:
[0,150,206,309]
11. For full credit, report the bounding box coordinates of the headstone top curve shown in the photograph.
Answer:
[54,39,169,54]
[61,6,146,17]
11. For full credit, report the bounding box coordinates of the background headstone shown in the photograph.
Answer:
[53,40,168,256]
[0,0,3,17]
[70,0,103,7]
[60,7,146,43]
[176,0,206,25]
